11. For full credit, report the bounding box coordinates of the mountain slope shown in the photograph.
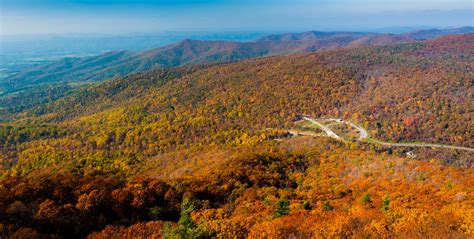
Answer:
[0,34,473,239]
[2,34,472,172]
[2,27,473,93]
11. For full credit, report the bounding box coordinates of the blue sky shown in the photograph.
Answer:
[1,0,473,35]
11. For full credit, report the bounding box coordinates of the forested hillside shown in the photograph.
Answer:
[0,34,473,238]
[2,27,472,93]
[2,138,473,238]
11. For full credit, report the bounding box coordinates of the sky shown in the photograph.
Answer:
[1,0,473,35]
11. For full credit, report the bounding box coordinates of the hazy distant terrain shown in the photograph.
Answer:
[1,33,472,238]
[1,27,472,94]
[0,32,267,92]
[2,5,474,235]
[2,0,473,236]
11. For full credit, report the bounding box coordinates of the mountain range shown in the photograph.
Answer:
[1,30,473,238]
[1,26,473,93]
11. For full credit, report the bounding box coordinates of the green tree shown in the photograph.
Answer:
[323,200,333,211]
[274,197,290,218]
[165,197,210,239]
[381,195,390,212]
[361,193,372,205]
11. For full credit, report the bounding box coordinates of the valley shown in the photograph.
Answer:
[0,32,473,238]
[1,27,472,95]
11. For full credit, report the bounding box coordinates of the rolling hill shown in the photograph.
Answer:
[2,33,472,163]
[1,27,472,93]
[0,33,473,238]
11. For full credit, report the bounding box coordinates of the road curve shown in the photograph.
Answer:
[302,116,342,140]
[347,122,368,140]
[327,118,368,140]
[299,116,474,153]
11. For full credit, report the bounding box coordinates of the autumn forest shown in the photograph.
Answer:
[0,31,473,238]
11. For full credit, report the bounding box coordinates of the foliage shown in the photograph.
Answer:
[381,195,390,213]
[274,197,290,218]
[0,139,473,238]
[322,200,333,211]
[361,193,372,205]
[0,34,473,238]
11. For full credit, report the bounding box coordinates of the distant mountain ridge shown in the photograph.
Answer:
[1,27,473,93]
[1,33,473,238]
[255,31,372,42]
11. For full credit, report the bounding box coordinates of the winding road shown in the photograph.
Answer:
[302,117,342,140]
[298,116,474,153]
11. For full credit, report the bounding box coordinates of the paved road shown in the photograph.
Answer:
[300,117,474,153]
[302,116,342,140]
[347,122,368,140]
[288,130,323,137]
[369,139,474,152]
[326,118,368,140]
